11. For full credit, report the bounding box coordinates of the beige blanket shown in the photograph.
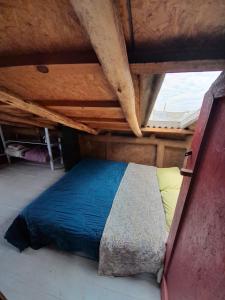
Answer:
[98,163,167,277]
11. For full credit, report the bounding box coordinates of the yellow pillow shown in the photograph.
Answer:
[157,167,183,231]
[157,167,183,190]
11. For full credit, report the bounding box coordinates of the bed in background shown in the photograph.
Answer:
[4,158,182,277]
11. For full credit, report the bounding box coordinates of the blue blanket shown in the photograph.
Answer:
[5,159,128,260]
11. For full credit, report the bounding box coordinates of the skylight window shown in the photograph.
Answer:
[148,71,221,128]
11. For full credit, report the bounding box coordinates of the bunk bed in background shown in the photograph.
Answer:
[0,126,7,163]
[0,125,63,171]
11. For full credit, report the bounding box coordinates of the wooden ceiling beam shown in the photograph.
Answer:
[30,100,120,107]
[0,88,97,135]
[71,0,142,137]
[0,51,224,74]
[0,52,98,68]
[140,74,165,126]
[141,127,194,135]
[0,112,54,128]
[0,59,224,74]
[131,60,225,74]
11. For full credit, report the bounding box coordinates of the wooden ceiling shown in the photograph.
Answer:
[0,0,224,135]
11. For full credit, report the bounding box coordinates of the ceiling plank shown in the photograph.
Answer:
[83,121,130,131]
[0,112,54,128]
[47,106,124,119]
[0,88,97,135]
[0,64,116,101]
[71,0,142,137]
[131,60,225,74]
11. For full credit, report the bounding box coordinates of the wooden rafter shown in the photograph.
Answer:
[0,112,55,128]
[140,74,165,126]
[0,88,97,135]
[71,0,142,137]
[0,120,31,128]
[130,59,225,74]
[0,52,225,74]
[0,55,224,74]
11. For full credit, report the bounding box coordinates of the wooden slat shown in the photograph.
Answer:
[73,117,126,122]
[0,112,54,128]
[141,127,194,135]
[71,0,142,137]
[0,108,56,126]
[131,60,225,74]
[0,88,97,134]
[0,120,31,128]
[81,124,195,134]
[31,100,120,107]
[82,121,130,131]
[0,106,32,117]
[48,106,124,119]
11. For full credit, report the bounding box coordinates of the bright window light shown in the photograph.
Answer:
[148,71,221,128]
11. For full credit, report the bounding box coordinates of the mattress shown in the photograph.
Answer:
[5,159,128,260]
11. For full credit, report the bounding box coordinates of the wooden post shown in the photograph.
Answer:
[156,143,165,167]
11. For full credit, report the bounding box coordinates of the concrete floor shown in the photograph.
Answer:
[0,162,161,300]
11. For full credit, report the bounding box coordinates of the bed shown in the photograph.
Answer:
[5,158,182,277]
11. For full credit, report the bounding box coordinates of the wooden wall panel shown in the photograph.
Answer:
[163,146,186,168]
[79,134,191,168]
[107,142,156,165]
[79,139,106,160]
